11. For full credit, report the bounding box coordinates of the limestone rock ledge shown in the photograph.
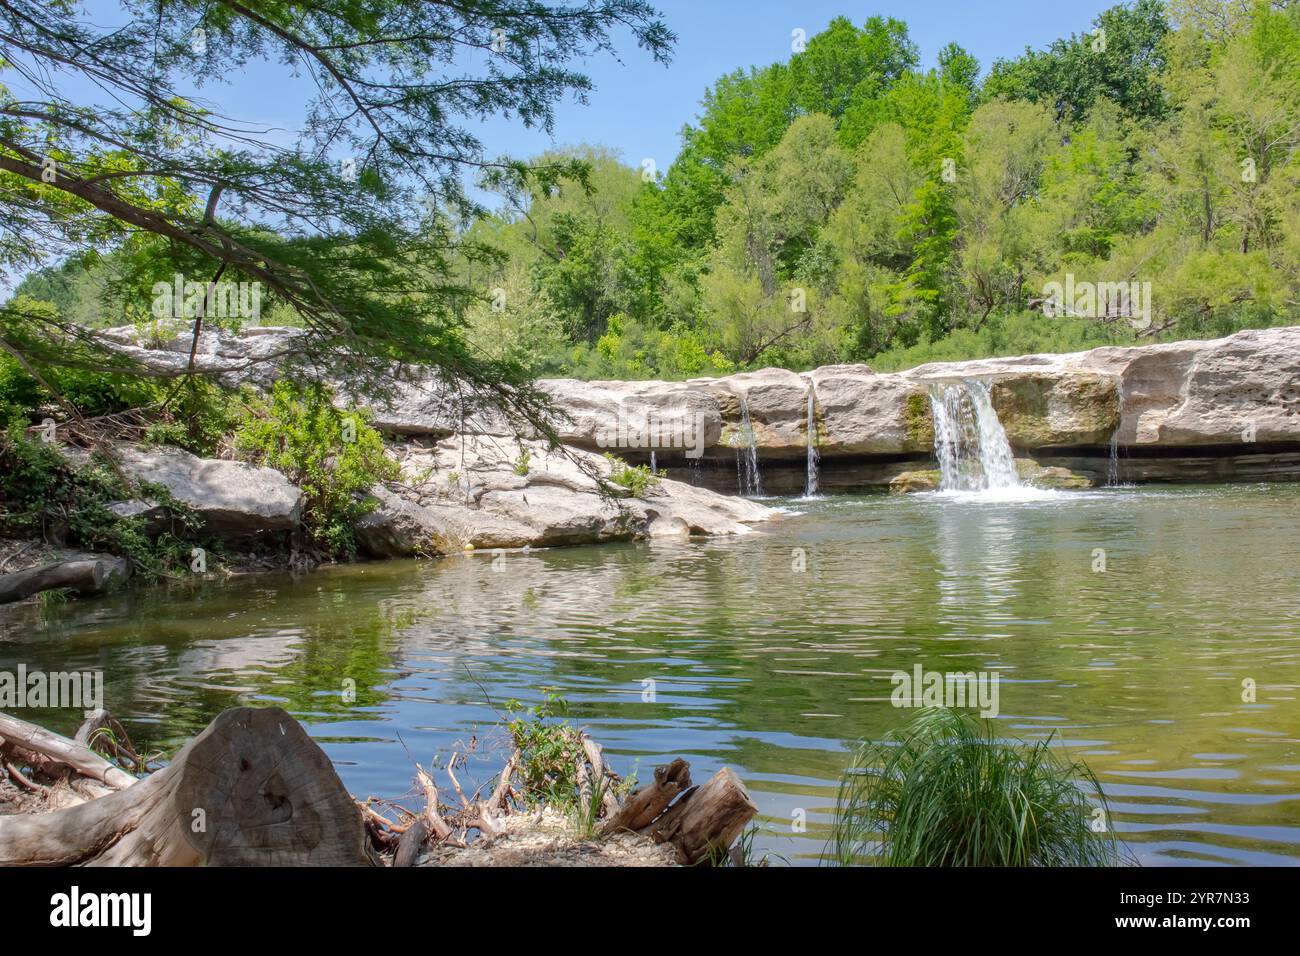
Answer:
[354,437,779,559]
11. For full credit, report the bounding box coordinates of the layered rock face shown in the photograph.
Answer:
[101,324,1300,492]
[355,437,777,559]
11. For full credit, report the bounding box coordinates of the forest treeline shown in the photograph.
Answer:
[11,0,1300,379]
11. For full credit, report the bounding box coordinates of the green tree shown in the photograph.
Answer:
[1,0,674,428]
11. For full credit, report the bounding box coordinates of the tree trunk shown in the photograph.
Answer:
[0,707,376,866]
[0,556,128,605]
[643,767,757,866]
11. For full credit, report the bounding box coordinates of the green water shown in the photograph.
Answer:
[3,484,1299,866]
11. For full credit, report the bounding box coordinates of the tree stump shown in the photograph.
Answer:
[0,707,376,866]
[644,767,757,866]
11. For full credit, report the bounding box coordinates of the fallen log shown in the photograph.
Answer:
[0,555,129,605]
[0,707,376,866]
[0,711,137,790]
[643,767,757,866]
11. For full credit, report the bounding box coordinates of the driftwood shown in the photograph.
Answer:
[600,758,691,836]
[0,555,129,605]
[0,710,137,791]
[3,705,756,867]
[0,707,376,866]
[643,767,758,865]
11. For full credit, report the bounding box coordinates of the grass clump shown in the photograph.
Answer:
[830,708,1131,867]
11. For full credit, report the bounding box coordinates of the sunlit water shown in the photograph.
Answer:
[3,484,1299,866]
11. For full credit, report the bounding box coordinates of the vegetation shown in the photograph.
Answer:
[0,424,207,581]
[436,0,1300,377]
[0,0,675,427]
[830,708,1130,867]
[8,1,1298,390]
[603,453,663,497]
[232,381,397,557]
[504,691,582,810]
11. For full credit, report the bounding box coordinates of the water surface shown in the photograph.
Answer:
[3,484,1298,866]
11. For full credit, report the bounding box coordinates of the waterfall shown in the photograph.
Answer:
[1106,378,1125,487]
[736,398,764,497]
[649,450,657,474]
[928,380,1022,493]
[804,388,820,497]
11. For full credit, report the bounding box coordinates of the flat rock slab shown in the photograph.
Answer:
[114,445,303,539]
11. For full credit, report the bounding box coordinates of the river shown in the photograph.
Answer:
[3,483,1298,865]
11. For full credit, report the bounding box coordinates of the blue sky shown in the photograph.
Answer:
[182,0,1119,171]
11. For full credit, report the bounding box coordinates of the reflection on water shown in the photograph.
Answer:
[3,484,1299,866]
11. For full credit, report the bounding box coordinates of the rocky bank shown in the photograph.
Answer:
[68,324,1300,558]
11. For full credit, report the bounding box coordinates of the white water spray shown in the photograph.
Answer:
[804,388,820,498]
[736,398,764,497]
[928,380,1024,493]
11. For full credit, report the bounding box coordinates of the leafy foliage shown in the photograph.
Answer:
[0,425,205,581]
[504,690,580,809]
[603,453,662,497]
[232,381,397,556]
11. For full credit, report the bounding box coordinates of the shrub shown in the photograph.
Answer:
[232,380,398,556]
[603,452,662,497]
[830,708,1131,867]
[0,425,204,581]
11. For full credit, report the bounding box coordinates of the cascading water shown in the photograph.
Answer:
[1106,379,1125,487]
[735,398,764,497]
[928,380,1023,493]
[804,388,820,498]
[649,450,657,474]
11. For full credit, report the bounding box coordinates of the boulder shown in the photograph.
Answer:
[888,469,940,494]
[1014,460,1094,490]
[112,445,302,539]
[987,372,1120,447]
[807,365,933,455]
[697,368,810,459]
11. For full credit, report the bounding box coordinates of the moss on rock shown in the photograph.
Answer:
[991,374,1120,447]
[889,469,941,494]
[904,391,935,449]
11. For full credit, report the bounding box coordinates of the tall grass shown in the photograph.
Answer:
[830,709,1132,867]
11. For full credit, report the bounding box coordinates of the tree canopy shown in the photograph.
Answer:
[0,0,673,409]
[6,0,1300,391]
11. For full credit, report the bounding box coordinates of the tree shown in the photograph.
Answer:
[0,0,674,424]
[983,0,1171,123]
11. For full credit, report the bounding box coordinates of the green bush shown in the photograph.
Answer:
[603,452,662,497]
[232,380,398,556]
[0,425,204,581]
[831,708,1131,867]
[140,379,245,457]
